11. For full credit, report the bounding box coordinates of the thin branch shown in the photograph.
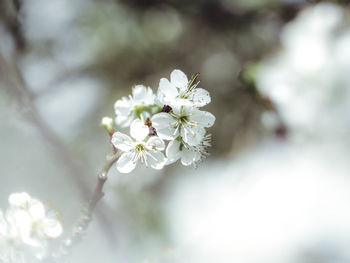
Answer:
[89,152,121,212]
[52,151,121,262]
[0,0,26,51]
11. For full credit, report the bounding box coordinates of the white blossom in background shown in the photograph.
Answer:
[112,119,167,173]
[0,192,62,262]
[114,85,157,128]
[110,69,215,173]
[165,140,350,263]
[256,3,350,140]
[0,210,25,263]
[8,193,62,252]
[157,69,211,108]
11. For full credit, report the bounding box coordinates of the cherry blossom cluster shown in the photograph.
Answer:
[0,192,62,263]
[104,69,215,173]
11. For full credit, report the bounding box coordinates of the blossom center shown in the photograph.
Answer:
[135,143,146,152]
[178,91,190,99]
[133,104,146,118]
[179,115,189,124]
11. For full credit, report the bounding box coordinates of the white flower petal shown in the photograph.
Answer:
[41,218,62,238]
[190,109,216,128]
[8,210,33,241]
[155,126,179,140]
[170,69,188,91]
[158,78,178,101]
[116,152,137,173]
[146,150,167,170]
[8,193,31,208]
[111,132,134,152]
[28,202,45,220]
[22,234,43,248]
[167,98,192,109]
[130,119,149,141]
[181,148,197,166]
[191,88,211,107]
[146,136,165,151]
[166,140,181,164]
[132,85,154,105]
[115,114,134,128]
[171,104,186,115]
[151,113,178,140]
[114,97,133,115]
[181,125,205,146]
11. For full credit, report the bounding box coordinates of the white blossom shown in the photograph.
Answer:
[166,134,212,166]
[256,3,350,139]
[0,210,26,263]
[7,193,62,249]
[114,85,157,128]
[0,193,62,261]
[151,106,215,146]
[111,119,167,173]
[157,69,211,108]
[111,69,215,169]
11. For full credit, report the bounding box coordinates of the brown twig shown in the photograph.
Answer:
[52,151,121,262]
[89,152,121,212]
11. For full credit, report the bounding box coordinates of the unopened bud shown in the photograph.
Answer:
[100,117,114,132]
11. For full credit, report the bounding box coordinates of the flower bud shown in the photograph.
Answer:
[100,117,114,132]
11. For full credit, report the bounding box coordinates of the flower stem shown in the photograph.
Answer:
[89,152,121,212]
[52,151,121,262]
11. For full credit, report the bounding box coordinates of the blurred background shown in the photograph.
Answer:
[1,0,350,262]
